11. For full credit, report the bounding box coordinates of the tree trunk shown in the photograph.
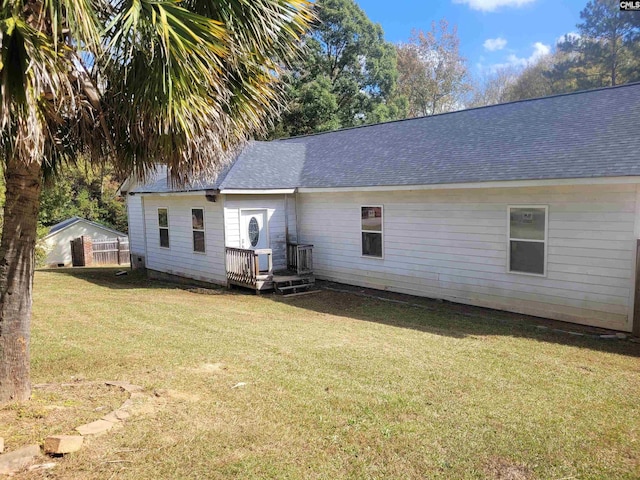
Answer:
[611,28,618,87]
[0,158,42,406]
[611,45,617,87]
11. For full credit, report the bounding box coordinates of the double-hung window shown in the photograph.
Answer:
[192,208,205,253]
[508,206,547,275]
[361,206,383,258]
[158,208,170,248]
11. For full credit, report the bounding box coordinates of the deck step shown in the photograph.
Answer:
[279,289,322,298]
[275,279,313,288]
[272,271,315,296]
[276,284,311,292]
[274,281,316,296]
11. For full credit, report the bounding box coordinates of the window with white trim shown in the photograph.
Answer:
[158,208,169,248]
[192,208,205,253]
[508,206,547,275]
[361,206,383,258]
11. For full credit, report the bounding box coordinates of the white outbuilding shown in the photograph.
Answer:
[42,217,127,267]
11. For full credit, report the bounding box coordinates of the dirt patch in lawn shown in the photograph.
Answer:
[194,362,227,374]
[484,457,532,480]
[0,382,128,452]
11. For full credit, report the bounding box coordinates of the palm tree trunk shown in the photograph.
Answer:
[0,158,42,406]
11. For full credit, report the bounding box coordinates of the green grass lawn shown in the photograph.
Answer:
[6,268,640,479]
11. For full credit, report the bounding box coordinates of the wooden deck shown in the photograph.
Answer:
[226,244,315,294]
[226,247,274,292]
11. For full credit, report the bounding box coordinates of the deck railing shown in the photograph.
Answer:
[225,247,273,287]
[287,243,313,276]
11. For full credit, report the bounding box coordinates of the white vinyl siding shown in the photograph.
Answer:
[286,194,298,243]
[296,184,639,332]
[126,194,146,257]
[143,195,226,284]
[224,195,289,270]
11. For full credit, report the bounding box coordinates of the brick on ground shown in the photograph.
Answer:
[76,419,115,436]
[44,436,83,455]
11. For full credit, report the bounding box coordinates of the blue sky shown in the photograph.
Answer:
[355,0,587,78]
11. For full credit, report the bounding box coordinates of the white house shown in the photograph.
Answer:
[42,217,127,267]
[122,83,640,333]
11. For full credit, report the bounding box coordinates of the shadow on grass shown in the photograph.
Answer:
[37,266,164,290]
[37,266,255,295]
[40,267,640,358]
[270,282,640,358]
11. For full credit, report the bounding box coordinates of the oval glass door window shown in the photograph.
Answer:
[248,217,260,247]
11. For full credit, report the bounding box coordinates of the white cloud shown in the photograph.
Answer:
[483,37,507,51]
[453,0,536,12]
[484,41,551,72]
[528,42,551,61]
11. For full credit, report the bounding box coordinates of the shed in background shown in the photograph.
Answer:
[42,217,127,267]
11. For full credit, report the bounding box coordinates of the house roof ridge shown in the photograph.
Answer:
[274,81,640,142]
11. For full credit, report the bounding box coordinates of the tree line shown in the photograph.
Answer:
[271,0,640,138]
[470,0,640,108]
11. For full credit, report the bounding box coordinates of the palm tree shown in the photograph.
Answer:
[0,0,313,406]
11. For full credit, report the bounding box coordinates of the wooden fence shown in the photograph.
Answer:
[70,236,129,267]
[92,238,130,266]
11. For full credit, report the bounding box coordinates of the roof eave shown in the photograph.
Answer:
[296,176,640,193]
[220,188,297,195]
[43,218,127,240]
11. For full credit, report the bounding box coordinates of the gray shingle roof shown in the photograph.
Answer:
[130,163,231,194]
[47,216,83,235]
[282,82,640,188]
[218,142,306,189]
[131,83,640,194]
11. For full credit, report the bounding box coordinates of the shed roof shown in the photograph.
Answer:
[44,217,126,240]
[131,82,640,194]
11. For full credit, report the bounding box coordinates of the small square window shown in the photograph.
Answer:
[159,228,170,248]
[510,240,544,275]
[193,231,205,253]
[192,209,204,230]
[158,208,168,228]
[361,206,382,231]
[362,232,382,257]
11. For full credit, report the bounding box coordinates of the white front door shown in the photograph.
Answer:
[240,209,269,271]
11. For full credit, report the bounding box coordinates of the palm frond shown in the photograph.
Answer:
[101,0,313,185]
[0,0,314,187]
